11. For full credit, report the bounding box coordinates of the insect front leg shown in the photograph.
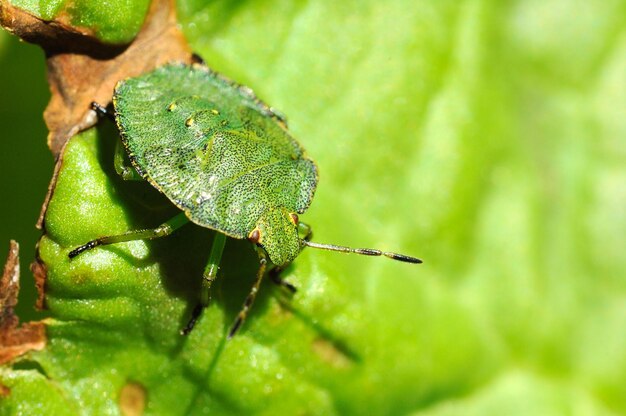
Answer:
[228,247,268,338]
[269,265,297,294]
[181,232,227,335]
[91,101,142,181]
[298,222,313,242]
[68,213,189,259]
[114,138,143,181]
[91,101,115,122]
[191,52,206,65]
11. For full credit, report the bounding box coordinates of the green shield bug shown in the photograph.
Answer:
[69,62,421,338]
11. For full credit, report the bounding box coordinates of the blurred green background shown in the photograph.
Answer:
[2,0,626,414]
[0,31,50,321]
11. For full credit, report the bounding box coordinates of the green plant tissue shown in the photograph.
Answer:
[1,0,626,415]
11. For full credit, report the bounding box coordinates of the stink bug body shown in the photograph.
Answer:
[69,63,421,338]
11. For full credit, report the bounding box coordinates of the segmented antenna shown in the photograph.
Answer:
[302,241,422,264]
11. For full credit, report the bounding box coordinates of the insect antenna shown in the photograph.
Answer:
[302,241,422,264]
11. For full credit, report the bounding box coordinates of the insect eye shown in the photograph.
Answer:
[289,213,299,225]
[248,228,261,244]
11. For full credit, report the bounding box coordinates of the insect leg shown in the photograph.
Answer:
[90,101,142,181]
[181,232,227,335]
[269,266,297,294]
[91,102,115,122]
[228,247,268,338]
[68,213,189,259]
[114,138,143,181]
[191,52,206,65]
[298,222,313,242]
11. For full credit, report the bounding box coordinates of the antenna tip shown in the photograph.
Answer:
[385,252,423,264]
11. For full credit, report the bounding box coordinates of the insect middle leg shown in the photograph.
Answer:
[68,213,189,259]
[181,232,226,335]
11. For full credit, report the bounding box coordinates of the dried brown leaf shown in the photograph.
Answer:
[0,0,192,353]
[1,0,192,228]
[0,241,46,365]
[30,243,47,310]
[0,241,20,332]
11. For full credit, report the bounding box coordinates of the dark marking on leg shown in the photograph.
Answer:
[181,303,205,335]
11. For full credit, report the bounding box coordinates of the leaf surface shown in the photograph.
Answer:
[2,0,626,415]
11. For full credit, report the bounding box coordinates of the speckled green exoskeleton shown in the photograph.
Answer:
[69,62,422,338]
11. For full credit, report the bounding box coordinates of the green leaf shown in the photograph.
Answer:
[9,0,151,43]
[3,0,626,414]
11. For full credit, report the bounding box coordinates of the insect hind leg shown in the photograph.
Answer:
[68,213,189,259]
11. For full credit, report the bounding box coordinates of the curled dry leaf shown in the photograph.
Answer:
[0,0,192,228]
[0,241,45,365]
[0,241,20,335]
[30,245,47,310]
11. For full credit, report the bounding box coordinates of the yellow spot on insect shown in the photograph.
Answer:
[289,213,299,225]
[167,102,177,111]
[220,120,229,126]
[211,109,220,115]
[185,117,194,127]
